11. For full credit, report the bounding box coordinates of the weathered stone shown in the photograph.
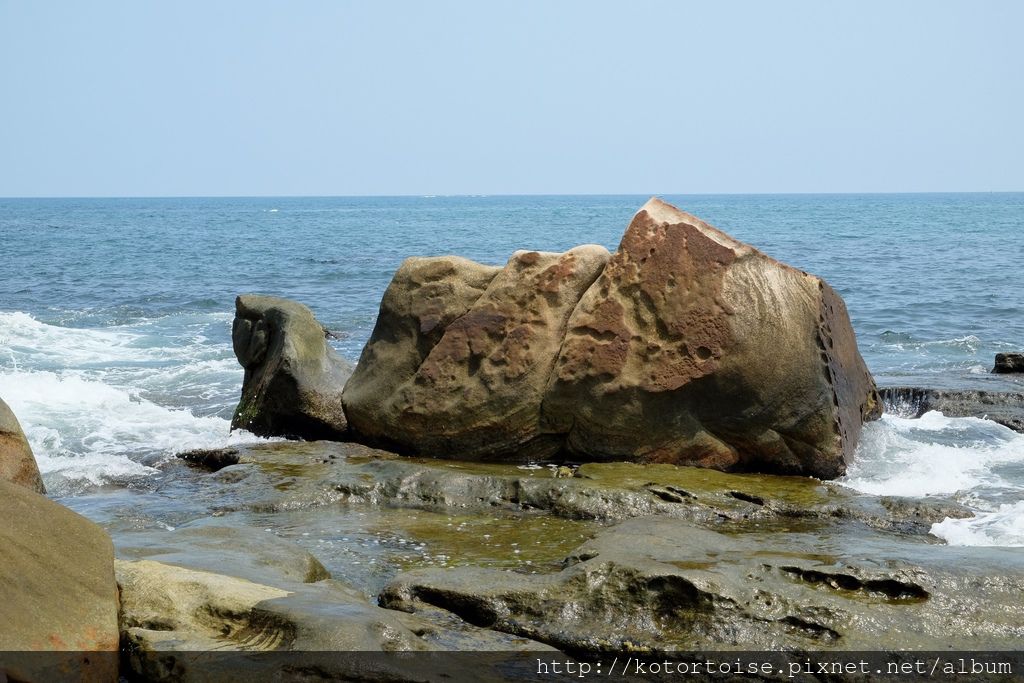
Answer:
[542,198,880,478]
[0,479,118,680]
[231,295,351,440]
[0,396,45,494]
[382,516,1024,653]
[881,386,1024,433]
[345,246,609,459]
[342,256,500,445]
[993,352,1024,374]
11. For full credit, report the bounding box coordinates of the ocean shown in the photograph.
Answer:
[1,194,1022,547]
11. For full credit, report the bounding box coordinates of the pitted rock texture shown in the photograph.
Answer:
[542,198,880,477]
[342,256,501,444]
[231,295,351,440]
[345,246,609,459]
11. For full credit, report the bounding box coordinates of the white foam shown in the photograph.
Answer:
[841,412,1024,498]
[931,502,1024,547]
[0,363,266,495]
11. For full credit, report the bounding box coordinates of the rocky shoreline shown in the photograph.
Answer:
[3,199,1023,681]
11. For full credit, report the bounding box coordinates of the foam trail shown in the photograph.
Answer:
[841,411,1024,547]
[931,502,1024,547]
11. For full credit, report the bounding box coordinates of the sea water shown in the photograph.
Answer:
[1,194,1022,545]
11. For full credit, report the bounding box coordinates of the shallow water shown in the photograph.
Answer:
[1,194,1022,547]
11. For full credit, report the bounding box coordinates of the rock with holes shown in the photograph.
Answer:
[231,295,351,440]
[0,397,45,494]
[381,515,1024,652]
[342,256,502,445]
[344,246,609,459]
[542,197,880,477]
[993,352,1024,374]
[0,479,119,681]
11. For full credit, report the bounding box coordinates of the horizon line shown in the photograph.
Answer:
[1,190,1022,200]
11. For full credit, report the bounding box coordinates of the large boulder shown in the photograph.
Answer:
[0,397,45,494]
[0,479,119,681]
[345,247,609,458]
[231,295,351,440]
[542,198,880,477]
[342,256,501,446]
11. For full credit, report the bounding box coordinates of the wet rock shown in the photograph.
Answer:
[543,198,880,478]
[993,352,1024,374]
[0,479,118,680]
[880,386,1024,433]
[231,295,351,440]
[344,246,609,459]
[382,516,1024,653]
[0,396,45,494]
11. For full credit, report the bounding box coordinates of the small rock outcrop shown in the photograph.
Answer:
[993,352,1024,374]
[231,295,351,440]
[0,479,119,680]
[235,198,881,478]
[0,397,45,494]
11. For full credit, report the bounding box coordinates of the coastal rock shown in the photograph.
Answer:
[231,295,351,440]
[0,396,45,493]
[993,352,1024,374]
[382,515,1024,652]
[543,198,880,478]
[881,386,1024,433]
[342,256,501,445]
[0,479,118,680]
[347,246,609,459]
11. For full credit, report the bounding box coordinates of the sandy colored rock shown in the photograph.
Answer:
[542,198,880,477]
[346,246,609,458]
[342,255,500,444]
[0,479,118,681]
[0,396,45,494]
[231,294,351,439]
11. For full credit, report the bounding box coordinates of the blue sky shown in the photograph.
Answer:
[1,1,1021,196]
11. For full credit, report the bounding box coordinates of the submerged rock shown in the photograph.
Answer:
[881,386,1024,433]
[543,198,880,477]
[0,396,45,494]
[993,352,1024,374]
[0,479,118,681]
[231,295,351,440]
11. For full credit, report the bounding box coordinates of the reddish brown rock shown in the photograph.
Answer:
[0,397,45,494]
[345,246,609,458]
[541,198,880,478]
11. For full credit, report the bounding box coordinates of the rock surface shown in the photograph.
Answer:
[346,246,609,459]
[382,515,1024,653]
[341,255,501,446]
[0,396,45,494]
[993,352,1024,374]
[231,294,351,439]
[881,386,1024,433]
[337,198,879,477]
[544,198,880,478]
[0,479,118,681]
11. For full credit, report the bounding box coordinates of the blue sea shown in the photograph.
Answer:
[1,194,1022,546]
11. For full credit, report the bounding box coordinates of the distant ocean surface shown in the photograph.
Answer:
[1,194,1022,546]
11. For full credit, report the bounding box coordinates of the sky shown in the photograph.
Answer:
[1,1,1021,197]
